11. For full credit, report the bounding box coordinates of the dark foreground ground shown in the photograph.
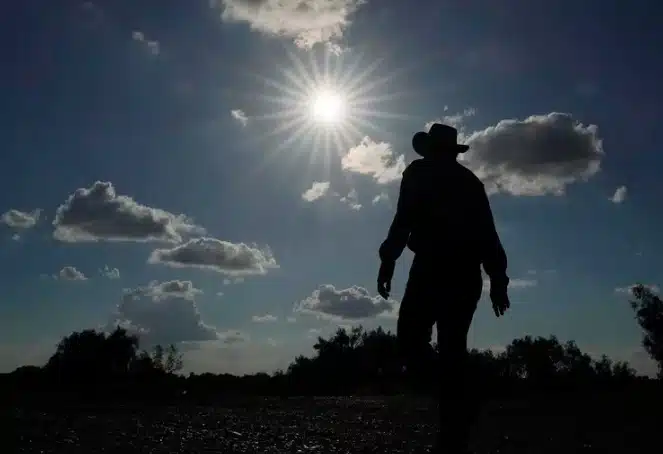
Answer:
[9,392,659,453]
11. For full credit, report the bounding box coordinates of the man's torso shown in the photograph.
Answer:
[404,158,487,265]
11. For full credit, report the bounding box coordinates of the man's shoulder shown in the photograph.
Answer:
[455,162,484,187]
[404,158,425,171]
[401,159,426,180]
[403,159,484,188]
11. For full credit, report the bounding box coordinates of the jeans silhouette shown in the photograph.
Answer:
[397,255,483,451]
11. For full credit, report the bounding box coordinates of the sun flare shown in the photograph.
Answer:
[309,88,346,125]
[244,47,413,176]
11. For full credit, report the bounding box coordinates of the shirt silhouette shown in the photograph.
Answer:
[377,123,510,453]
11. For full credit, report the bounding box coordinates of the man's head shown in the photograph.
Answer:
[412,123,469,159]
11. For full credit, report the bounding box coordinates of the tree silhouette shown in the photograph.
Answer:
[152,344,165,369]
[164,344,184,374]
[147,343,184,374]
[41,327,184,394]
[45,327,140,387]
[2,322,646,404]
[629,284,663,378]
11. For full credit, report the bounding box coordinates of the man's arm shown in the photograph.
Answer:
[378,166,416,263]
[477,185,509,287]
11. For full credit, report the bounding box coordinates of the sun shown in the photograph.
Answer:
[242,46,414,177]
[309,88,346,125]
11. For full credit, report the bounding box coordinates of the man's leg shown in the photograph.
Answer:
[396,265,437,393]
[435,272,482,452]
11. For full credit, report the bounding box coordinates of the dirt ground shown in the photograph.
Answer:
[9,394,659,453]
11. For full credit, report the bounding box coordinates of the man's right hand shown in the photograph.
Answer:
[377,260,395,300]
[489,282,511,317]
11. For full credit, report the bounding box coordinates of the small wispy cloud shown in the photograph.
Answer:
[526,269,556,276]
[1,208,41,229]
[56,266,88,281]
[426,107,477,131]
[307,328,322,338]
[252,314,278,323]
[302,181,331,202]
[132,31,160,56]
[372,192,389,205]
[231,109,248,126]
[99,265,120,279]
[610,185,627,204]
[482,278,537,291]
[615,284,660,295]
[223,277,245,285]
[340,189,362,211]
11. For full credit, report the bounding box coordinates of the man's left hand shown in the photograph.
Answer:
[377,260,395,299]
[490,283,511,318]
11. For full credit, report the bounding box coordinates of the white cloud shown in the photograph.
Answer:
[341,137,406,184]
[371,192,389,205]
[526,269,556,276]
[461,113,603,196]
[231,109,248,126]
[302,181,331,202]
[100,265,120,280]
[53,181,205,243]
[132,31,160,55]
[223,277,245,285]
[1,209,41,229]
[212,0,365,50]
[425,107,477,130]
[482,278,537,291]
[286,316,297,323]
[252,314,278,323]
[615,284,660,295]
[340,189,362,210]
[129,280,204,301]
[610,185,627,204]
[295,284,397,321]
[109,280,218,346]
[57,266,87,281]
[148,237,278,276]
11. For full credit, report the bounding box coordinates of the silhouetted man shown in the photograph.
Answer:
[377,123,510,453]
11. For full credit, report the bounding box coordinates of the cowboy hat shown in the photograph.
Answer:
[412,123,469,157]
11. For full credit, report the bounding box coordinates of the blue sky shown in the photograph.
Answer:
[1,0,662,376]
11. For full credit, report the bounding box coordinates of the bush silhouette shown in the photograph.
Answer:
[1,323,653,404]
